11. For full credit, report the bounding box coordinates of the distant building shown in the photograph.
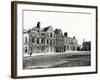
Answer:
[64,32,78,51]
[81,41,91,51]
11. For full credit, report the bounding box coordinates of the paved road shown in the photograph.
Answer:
[23,51,91,69]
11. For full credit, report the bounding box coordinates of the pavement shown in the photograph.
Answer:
[23,51,91,57]
[23,51,91,69]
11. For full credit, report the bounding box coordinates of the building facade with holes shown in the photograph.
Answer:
[23,22,78,55]
[27,22,56,54]
[81,41,91,51]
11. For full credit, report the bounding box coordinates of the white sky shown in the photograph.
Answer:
[23,10,92,45]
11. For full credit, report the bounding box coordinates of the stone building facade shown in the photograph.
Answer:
[27,22,56,53]
[23,22,78,55]
[81,41,91,51]
[64,32,78,52]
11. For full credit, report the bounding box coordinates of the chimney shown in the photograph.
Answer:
[64,32,68,37]
[37,22,40,28]
[73,36,75,39]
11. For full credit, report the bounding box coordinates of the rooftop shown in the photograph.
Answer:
[42,26,50,32]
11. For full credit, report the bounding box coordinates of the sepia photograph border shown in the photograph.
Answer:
[11,1,98,79]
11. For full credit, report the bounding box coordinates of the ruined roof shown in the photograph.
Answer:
[54,29,59,34]
[42,26,50,32]
[54,29,63,35]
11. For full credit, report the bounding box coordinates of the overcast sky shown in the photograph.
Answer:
[23,10,91,45]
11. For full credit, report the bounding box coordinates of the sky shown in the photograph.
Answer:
[23,10,92,45]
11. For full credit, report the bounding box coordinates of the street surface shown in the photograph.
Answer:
[23,51,91,69]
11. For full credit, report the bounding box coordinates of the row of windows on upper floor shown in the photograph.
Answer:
[24,37,64,45]
[65,40,77,44]
[31,32,64,38]
[31,38,64,45]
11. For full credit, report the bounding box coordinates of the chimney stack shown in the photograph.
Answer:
[73,36,75,39]
[64,32,68,37]
[37,22,40,28]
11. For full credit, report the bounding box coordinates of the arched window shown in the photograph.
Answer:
[25,37,27,43]
[32,38,34,43]
[41,38,44,44]
[50,40,52,44]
